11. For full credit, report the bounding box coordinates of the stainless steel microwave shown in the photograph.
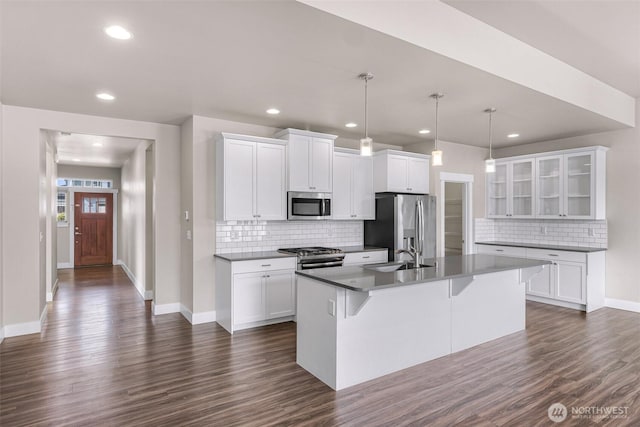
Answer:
[288,192,332,220]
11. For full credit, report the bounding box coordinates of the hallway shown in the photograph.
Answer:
[2,266,640,426]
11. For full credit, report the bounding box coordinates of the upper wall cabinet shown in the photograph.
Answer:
[274,128,337,193]
[487,158,535,218]
[216,133,287,221]
[488,146,607,220]
[333,148,375,220]
[373,150,430,194]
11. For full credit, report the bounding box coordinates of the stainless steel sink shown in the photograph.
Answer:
[364,261,435,272]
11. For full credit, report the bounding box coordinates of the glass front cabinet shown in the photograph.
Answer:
[489,146,607,220]
[487,159,535,218]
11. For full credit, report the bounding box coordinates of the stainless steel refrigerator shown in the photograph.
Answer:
[364,193,437,263]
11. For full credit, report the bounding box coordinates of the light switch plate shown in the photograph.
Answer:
[328,299,336,317]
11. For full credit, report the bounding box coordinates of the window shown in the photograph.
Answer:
[57,191,68,225]
[82,197,108,214]
[57,177,113,189]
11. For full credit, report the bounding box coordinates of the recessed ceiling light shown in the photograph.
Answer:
[72,158,81,162]
[345,122,357,128]
[96,92,115,101]
[419,129,431,134]
[104,25,132,40]
[266,108,280,115]
[507,133,520,138]
[93,142,103,147]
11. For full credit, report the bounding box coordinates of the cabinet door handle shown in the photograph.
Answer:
[407,187,412,191]
[548,254,558,257]
[309,186,316,190]
[261,264,271,267]
[496,249,504,252]
[362,256,370,259]
[265,275,270,278]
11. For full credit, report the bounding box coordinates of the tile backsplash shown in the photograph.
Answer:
[475,218,607,248]
[216,220,363,253]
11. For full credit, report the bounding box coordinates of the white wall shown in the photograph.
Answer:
[494,98,640,304]
[0,105,181,335]
[120,141,149,299]
[180,118,194,313]
[0,102,4,341]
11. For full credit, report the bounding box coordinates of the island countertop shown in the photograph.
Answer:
[296,254,550,292]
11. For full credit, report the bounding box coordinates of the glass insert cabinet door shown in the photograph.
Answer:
[565,153,593,217]
[487,163,508,217]
[511,160,534,217]
[536,156,562,217]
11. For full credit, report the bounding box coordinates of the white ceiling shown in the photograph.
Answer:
[1,0,638,164]
[52,131,145,167]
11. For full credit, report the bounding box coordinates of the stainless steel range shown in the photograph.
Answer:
[278,247,345,270]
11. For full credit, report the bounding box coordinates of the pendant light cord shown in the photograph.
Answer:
[364,76,368,140]
[489,109,493,159]
[434,95,439,151]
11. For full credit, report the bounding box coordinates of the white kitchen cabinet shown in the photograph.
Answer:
[215,256,297,333]
[343,249,388,266]
[477,243,605,312]
[535,147,606,219]
[487,159,535,218]
[333,149,375,220]
[373,150,430,194]
[274,128,337,192]
[216,133,286,221]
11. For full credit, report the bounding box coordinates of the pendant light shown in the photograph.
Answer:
[485,107,496,173]
[430,93,444,166]
[359,72,374,156]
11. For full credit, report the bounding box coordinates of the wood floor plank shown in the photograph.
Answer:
[1,266,640,426]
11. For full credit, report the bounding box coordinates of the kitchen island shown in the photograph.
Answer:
[295,254,549,390]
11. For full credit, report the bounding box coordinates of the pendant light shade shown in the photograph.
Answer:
[485,107,497,173]
[359,73,374,156]
[430,93,444,166]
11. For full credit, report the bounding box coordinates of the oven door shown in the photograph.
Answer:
[288,192,332,220]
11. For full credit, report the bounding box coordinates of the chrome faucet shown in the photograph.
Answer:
[397,237,420,268]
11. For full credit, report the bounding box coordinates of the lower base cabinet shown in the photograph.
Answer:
[476,244,605,312]
[215,256,296,333]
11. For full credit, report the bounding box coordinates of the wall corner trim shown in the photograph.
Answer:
[605,298,640,313]
[179,305,216,325]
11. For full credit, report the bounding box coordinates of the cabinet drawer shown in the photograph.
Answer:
[525,248,586,263]
[232,257,296,274]
[476,244,526,257]
[344,250,388,265]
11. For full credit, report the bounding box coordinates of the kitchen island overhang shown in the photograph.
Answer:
[295,254,550,391]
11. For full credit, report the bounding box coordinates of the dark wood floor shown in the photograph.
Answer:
[1,266,639,426]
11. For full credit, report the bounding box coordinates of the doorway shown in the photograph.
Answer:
[444,182,464,256]
[74,192,113,266]
[439,172,474,257]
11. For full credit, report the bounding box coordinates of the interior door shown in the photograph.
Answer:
[74,192,113,267]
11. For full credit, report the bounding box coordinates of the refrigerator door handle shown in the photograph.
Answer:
[415,199,424,257]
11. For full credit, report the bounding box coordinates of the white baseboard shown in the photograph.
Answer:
[119,261,152,300]
[46,278,60,302]
[180,305,193,323]
[179,305,216,325]
[526,295,584,311]
[40,306,47,328]
[605,298,640,313]
[4,320,41,338]
[57,262,73,269]
[192,310,216,324]
[152,302,181,315]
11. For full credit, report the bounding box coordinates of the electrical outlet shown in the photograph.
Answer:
[230,231,239,239]
[540,226,547,235]
[186,230,192,240]
[588,228,595,237]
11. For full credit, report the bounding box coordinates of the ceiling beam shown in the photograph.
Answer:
[299,0,635,127]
